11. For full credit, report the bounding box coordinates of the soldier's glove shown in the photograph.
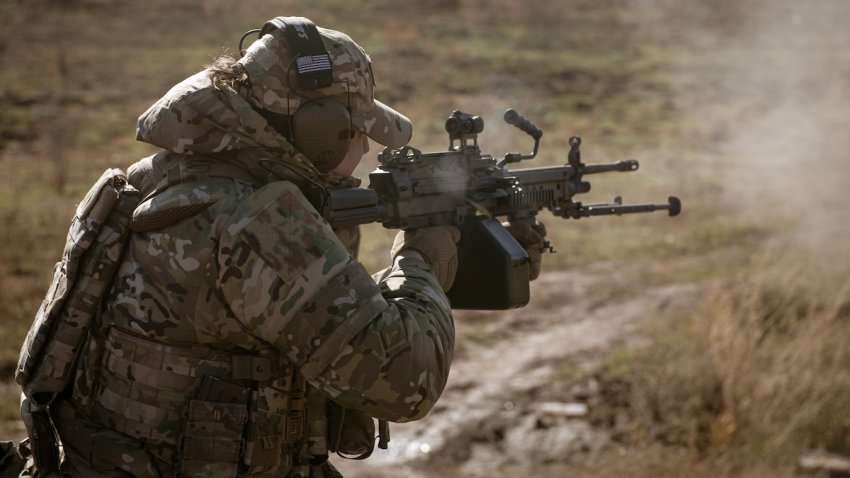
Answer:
[504,221,548,281]
[391,225,461,291]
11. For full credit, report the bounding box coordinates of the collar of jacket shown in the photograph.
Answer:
[127,149,361,203]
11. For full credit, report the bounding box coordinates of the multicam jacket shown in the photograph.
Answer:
[51,71,454,477]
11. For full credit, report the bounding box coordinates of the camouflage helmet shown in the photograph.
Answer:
[238,17,413,149]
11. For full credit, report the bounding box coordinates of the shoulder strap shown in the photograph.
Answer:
[145,159,263,202]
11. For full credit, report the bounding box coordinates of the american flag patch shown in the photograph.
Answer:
[297,54,332,74]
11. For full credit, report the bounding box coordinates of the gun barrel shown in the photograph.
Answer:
[511,160,639,185]
[582,160,639,174]
[578,196,681,217]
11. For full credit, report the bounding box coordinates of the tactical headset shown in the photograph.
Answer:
[240,17,354,172]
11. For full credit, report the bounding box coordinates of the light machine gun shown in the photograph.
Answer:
[317,110,680,310]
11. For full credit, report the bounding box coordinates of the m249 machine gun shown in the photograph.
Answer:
[317,109,681,310]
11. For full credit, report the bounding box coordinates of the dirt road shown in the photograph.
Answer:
[337,260,702,477]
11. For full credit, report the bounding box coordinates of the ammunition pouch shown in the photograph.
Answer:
[327,402,375,459]
[83,326,307,475]
[180,399,248,478]
[326,401,390,460]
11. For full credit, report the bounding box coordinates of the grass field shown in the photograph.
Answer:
[2,0,849,476]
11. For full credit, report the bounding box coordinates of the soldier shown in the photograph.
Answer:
[48,17,460,477]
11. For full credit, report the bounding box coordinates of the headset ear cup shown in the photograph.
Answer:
[291,99,352,172]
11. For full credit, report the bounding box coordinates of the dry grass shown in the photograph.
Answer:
[583,251,850,476]
[708,262,850,458]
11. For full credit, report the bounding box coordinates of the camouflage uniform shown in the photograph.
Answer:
[51,21,454,477]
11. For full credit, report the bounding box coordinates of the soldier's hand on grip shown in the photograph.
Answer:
[391,225,461,291]
[504,221,547,281]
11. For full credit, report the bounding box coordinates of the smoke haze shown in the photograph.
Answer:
[626,0,850,271]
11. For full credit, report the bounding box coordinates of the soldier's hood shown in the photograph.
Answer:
[137,71,312,161]
[133,70,362,200]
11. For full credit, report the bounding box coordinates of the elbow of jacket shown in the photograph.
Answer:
[376,395,440,423]
[384,366,451,423]
[403,397,439,422]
